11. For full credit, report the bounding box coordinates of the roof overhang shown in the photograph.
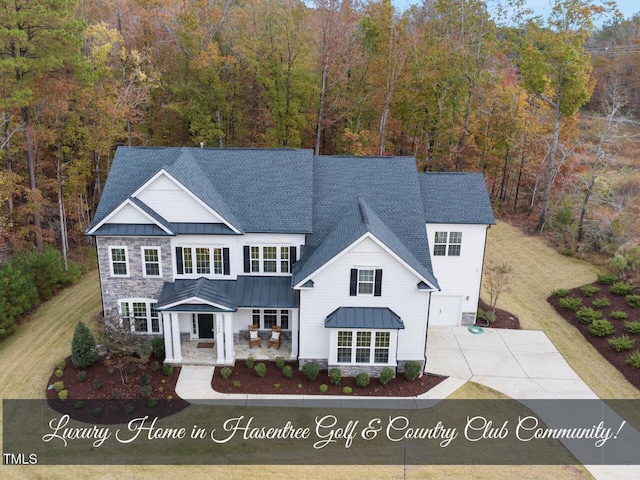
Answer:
[324,307,404,329]
[86,198,174,236]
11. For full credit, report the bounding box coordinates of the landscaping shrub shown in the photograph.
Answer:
[282,365,293,379]
[576,307,603,324]
[150,361,160,372]
[73,401,85,409]
[254,363,267,378]
[147,398,158,408]
[624,321,640,334]
[55,358,66,370]
[128,365,137,374]
[151,337,165,358]
[58,390,69,401]
[302,361,320,381]
[232,380,241,387]
[77,371,87,382]
[71,321,99,368]
[93,379,102,390]
[626,295,640,308]
[581,285,600,297]
[626,351,640,369]
[597,273,618,285]
[611,282,635,295]
[356,372,370,388]
[379,367,394,385]
[140,373,151,386]
[483,312,496,324]
[123,404,134,414]
[55,369,63,379]
[610,311,629,320]
[111,388,121,400]
[275,356,285,369]
[404,361,422,382]
[609,335,635,352]
[319,384,328,393]
[220,367,232,379]
[53,381,64,393]
[559,297,582,311]
[92,407,103,417]
[329,368,342,385]
[588,319,615,337]
[140,385,152,398]
[551,288,570,298]
[245,357,255,369]
[342,386,352,395]
[162,363,173,376]
[591,297,611,309]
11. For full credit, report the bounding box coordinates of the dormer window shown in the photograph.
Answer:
[349,268,382,296]
[434,231,462,256]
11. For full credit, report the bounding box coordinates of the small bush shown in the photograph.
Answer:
[610,311,629,320]
[483,312,496,324]
[162,363,173,376]
[93,379,102,390]
[319,384,328,393]
[123,404,134,414]
[220,367,232,379]
[551,288,570,298]
[111,388,121,400]
[73,401,85,409]
[560,297,582,311]
[591,297,611,309]
[626,294,640,308]
[609,335,635,352]
[597,272,618,285]
[140,385,152,398]
[53,381,64,392]
[624,321,640,334]
[55,358,66,370]
[254,363,267,378]
[140,373,151,386]
[611,282,635,295]
[356,372,370,388]
[626,351,640,369]
[54,369,63,379]
[404,361,422,382]
[147,398,158,408]
[166,395,173,403]
[302,361,320,381]
[273,383,281,389]
[589,319,615,337]
[576,307,603,325]
[150,361,160,372]
[245,356,255,369]
[71,321,99,368]
[128,365,137,374]
[92,407,103,417]
[342,386,352,395]
[282,365,293,379]
[151,337,165,358]
[581,285,600,297]
[379,367,394,385]
[77,371,87,382]
[232,380,241,388]
[329,368,342,385]
[275,356,285,369]
[58,390,69,401]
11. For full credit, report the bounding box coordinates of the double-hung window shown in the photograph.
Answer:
[120,300,161,334]
[176,246,229,276]
[433,231,462,257]
[245,246,296,274]
[142,247,161,277]
[336,331,391,364]
[251,309,290,330]
[109,246,129,276]
[349,268,383,296]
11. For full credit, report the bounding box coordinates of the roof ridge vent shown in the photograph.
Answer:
[357,198,369,225]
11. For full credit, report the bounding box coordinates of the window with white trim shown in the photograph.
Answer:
[251,309,290,330]
[336,330,391,364]
[142,247,161,277]
[250,246,291,273]
[178,246,224,275]
[433,231,462,256]
[358,269,374,295]
[120,299,161,334]
[109,246,129,276]
[350,268,383,297]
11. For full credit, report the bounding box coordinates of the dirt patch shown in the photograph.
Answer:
[212,360,446,396]
[548,282,640,392]
[478,299,521,329]
[45,356,189,424]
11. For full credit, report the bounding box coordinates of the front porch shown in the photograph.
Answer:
[180,336,293,366]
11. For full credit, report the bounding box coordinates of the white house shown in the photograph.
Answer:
[86,147,494,376]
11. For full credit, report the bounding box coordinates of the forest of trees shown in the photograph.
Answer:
[0,0,639,265]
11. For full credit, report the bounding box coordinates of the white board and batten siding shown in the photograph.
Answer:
[298,236,430,365]
[426,223,489,326]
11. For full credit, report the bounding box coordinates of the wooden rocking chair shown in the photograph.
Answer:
[248,324,261,348]
[268,325,282,349]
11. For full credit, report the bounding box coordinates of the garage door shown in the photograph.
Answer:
[429,296,462,326]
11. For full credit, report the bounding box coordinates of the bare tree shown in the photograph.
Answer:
[484,261,514,314]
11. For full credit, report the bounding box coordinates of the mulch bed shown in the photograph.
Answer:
[478,299,521,329]
[548,282,640,391]
[212,361,446,396]
[45,356,189,424]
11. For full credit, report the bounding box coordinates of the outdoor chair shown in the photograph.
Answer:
[268,325,282,349]
[248,324,261,348]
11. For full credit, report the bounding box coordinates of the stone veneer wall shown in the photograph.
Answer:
[96,236,173,313]
[461,312,476,325]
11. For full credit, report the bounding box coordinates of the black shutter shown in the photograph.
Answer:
[176,247,183,275]
[223,248,230,275]
[349,269,358,296]
[243,246,250,273]
[289,246,297,272]
[374,269,383,296]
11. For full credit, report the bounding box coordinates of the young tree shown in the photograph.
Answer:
[71,321,99,368]
[484,261,514,314]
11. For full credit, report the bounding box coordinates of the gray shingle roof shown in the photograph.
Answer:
[324,307,404,329]
[419,173,495,225]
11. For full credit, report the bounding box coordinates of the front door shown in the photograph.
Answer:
[197,314,215,339]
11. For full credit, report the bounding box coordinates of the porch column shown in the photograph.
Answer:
[170,312,182,364]
[215,314,225,364]
[290,309,299,360]
[224,313,234,365]
[162,312,174,362]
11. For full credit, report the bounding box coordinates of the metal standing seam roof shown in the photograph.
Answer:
[90,224,171,236]
[324,307,405,329]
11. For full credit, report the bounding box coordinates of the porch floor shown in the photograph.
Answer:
[181,339,293,366]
